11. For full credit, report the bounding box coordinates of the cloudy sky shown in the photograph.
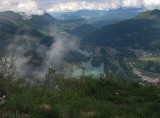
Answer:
[0,0,160,16]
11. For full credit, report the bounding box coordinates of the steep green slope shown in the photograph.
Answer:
[26,13,57,30]
[67,24,97,37]
[0,11,54,49]
[83,9,160,50]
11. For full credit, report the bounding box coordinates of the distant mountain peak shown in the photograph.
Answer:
[150,9,160,15]
[0,11,23,20]
[135,9,160,19]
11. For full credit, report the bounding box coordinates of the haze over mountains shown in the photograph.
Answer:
[0,8,160,81]
[84,9,160,49]
[52,8,142,27]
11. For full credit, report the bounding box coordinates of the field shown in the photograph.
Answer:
[143,57,160,63]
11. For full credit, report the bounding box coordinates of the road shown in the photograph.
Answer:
[129,62,160,84]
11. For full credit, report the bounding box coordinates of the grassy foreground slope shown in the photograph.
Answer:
[0,72,160,118]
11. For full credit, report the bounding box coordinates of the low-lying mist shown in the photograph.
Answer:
[6,27,82,79]
[4,24,105,79]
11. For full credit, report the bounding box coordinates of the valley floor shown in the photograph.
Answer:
[129,62,160,85]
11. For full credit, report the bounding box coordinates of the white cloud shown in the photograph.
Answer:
[143,0,160,10]
[46,0,160,13]
[122,0,160,9]
[0,0,43,16]
[46,1,120,12]
[0,0,160,15]
[122,0,143,8]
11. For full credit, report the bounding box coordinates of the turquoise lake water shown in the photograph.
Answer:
[71,60,104,78]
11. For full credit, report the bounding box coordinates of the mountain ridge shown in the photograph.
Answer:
[83,9,160,50]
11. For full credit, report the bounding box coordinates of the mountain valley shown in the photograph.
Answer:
[0,9,160,84]
[0,1,160,117]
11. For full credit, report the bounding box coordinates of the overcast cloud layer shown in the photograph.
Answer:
[0,0,160,16]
